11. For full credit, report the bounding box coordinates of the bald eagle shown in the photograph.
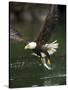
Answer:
[10,5,59,70]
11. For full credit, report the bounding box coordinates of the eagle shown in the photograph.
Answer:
[10,5,59,70]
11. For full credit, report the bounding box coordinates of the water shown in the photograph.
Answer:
[9,46,66,88]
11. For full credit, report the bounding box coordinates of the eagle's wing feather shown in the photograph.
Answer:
[34,5,58,46]
[10,28,27,44]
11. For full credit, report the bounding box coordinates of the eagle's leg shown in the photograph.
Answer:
[41,52,51,70]
[44,50,52,66]
[41,57,51,70]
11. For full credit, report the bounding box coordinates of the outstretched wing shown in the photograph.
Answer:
[10,27,27,44]
[34,5,58,46]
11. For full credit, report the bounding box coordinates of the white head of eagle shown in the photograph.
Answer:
[24,42,37,49]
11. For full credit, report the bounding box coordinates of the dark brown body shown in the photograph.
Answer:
[33,45,51,59]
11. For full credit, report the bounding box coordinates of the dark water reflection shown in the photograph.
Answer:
[10,54,66,88]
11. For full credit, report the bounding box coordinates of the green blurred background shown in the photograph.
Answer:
[9,2,66,88]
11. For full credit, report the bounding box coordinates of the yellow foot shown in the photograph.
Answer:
[47,59,51,65]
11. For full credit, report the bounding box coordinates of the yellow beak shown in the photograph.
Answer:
[24,45,28,49]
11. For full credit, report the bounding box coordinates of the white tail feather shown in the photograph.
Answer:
[44,40,59,55]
